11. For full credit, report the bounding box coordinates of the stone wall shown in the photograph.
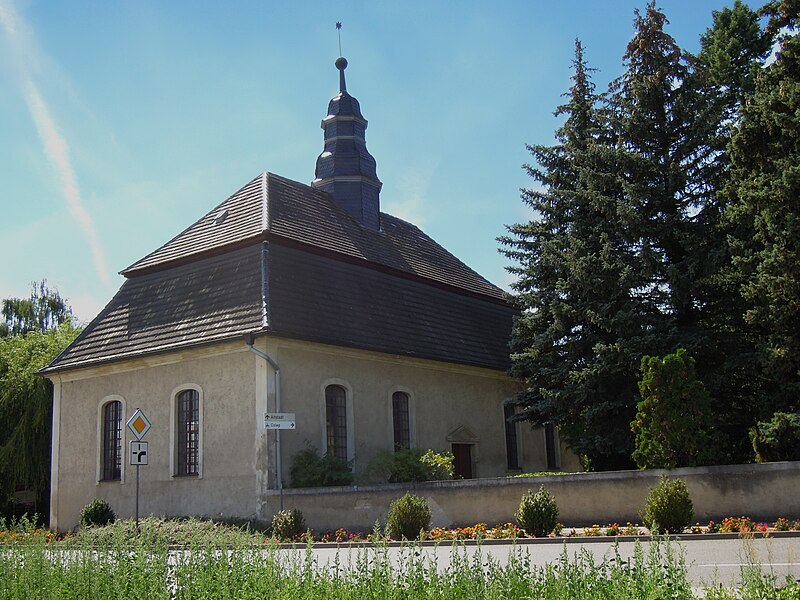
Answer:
[266,462,800,531]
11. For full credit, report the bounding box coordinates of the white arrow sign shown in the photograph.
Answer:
[265,412,296,430]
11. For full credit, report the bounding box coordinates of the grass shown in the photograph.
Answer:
[1,518,799,598]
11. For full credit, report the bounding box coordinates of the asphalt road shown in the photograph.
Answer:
[282,534,800,591]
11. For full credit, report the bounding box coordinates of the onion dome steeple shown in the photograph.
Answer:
[312,56,382,230]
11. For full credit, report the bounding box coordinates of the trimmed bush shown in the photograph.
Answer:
[289,444,353,488]
[271,508,306,540]
[632,349,722,468]
[385,492,431,540]
[516,485,559,537]
[80,498,116,528]
[641,475,693,534]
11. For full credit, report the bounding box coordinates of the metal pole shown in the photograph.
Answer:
[135,463,140,532]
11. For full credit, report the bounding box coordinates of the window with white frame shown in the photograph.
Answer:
[101,399,122,481]
[175,388,200,476]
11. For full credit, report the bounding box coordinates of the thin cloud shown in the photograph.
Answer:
[0,0,110,286]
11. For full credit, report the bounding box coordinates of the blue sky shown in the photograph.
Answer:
[0,0,757,323]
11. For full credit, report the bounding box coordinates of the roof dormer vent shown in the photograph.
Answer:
[213,209,229,225]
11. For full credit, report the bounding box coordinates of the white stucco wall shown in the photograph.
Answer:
[50,342,260,530]
[49,336,577,531]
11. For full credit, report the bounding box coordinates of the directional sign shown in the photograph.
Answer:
[265,412,296,430]
[130,441,148,466]
[127,408,152,441]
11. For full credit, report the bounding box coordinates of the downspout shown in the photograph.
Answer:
[244,333,283,511]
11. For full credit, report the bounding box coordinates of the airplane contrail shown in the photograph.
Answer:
[0,0,111,286]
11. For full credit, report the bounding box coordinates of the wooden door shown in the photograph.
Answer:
[451,443,473,479]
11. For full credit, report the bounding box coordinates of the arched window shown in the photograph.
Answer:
[101,400,122,481]
[392,391,411,451]
[175,389,200,476]
[325,384,347,461]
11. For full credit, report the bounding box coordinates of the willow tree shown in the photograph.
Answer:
[0,282,78,520]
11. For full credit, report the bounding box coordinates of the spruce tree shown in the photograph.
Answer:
[609,2,721,349]
[501,40,641,470]
[726,1,800,414]
[695,1,773,459]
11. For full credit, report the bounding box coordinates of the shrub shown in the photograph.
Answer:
[641,475,693,534]
[289,444,353,488]
[631,349,722,469]
[271,508,306,540]
[419,449,455,480]
[750,411,800,462]
[515,485,559,537]
[80,498,116,528]
[366,448,454,483]
[366,449,428,483]
[385,492,431,540]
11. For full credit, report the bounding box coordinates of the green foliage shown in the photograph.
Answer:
[270,508,306,540]
[697,0,773,107]
[0,321,80,519]
[502,2,780,468]
[641,476,693,534]
[515,485,559,537]
[500,39,641,471]
[725,5,800,413]
[385,492,431,540]
[288,444,353,488]
[7,531,772,598]
[750,412,800,462]
[365,448,454,483]
[79,498,116,528]
[419,449,455,480]
[632,349,722,469]
[0,280,73,338]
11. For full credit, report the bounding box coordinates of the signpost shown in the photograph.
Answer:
[265,412,296,430]
[265,412,297,511]
[126,409,152,531]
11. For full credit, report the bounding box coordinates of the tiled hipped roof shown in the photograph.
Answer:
[42,174,516,374]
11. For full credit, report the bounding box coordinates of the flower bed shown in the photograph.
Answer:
[268,516,800,544]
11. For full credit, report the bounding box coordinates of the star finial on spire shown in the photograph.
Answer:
[336,21,343,57]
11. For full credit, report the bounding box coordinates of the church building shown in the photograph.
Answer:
[41,57,573,531]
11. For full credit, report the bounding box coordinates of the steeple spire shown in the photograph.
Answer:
[312,56,383,230]
[336,56,347,93]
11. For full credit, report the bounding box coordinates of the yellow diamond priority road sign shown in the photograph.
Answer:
[127,408,152,441]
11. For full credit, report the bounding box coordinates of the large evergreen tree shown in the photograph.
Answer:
[726,0,800,414]
[694,1,774,459]
[501,40,642,470]
[504,4,765,468]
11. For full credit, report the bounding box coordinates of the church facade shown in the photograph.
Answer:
[42,57,576,531]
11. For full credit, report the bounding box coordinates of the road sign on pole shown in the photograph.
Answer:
[265,412,296,430]
[127,408,152,441]
[126,408,151,532]
[130,441,148,466]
